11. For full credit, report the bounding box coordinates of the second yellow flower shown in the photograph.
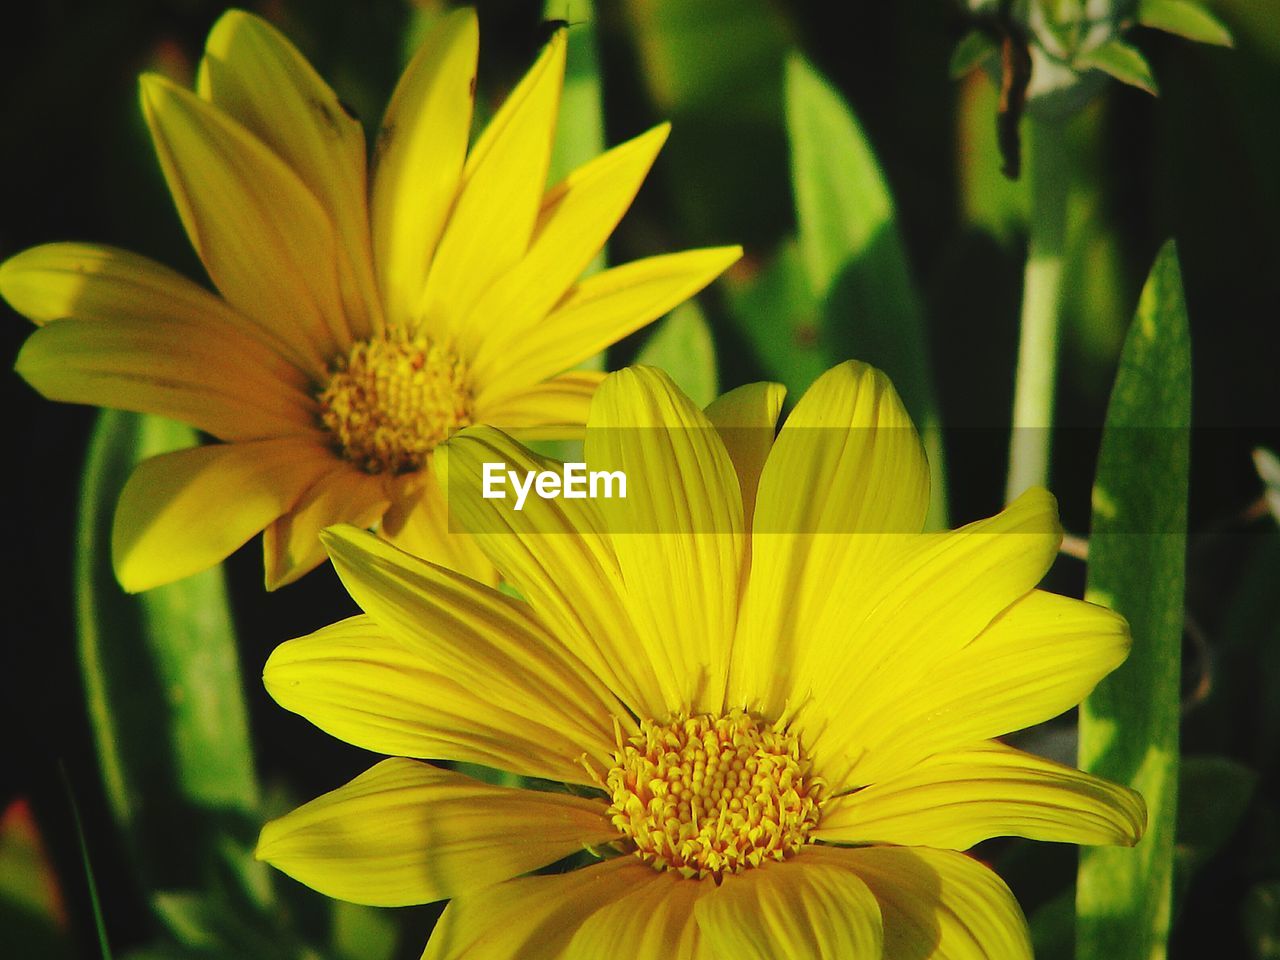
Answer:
[1,9,739,590]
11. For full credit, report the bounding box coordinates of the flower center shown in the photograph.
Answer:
[317,333,473,475]
[604,710,825,879]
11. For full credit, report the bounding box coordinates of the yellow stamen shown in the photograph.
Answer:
[317,332,473,474]
[603,709,824,880]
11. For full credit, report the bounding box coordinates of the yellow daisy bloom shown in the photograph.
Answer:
[255,361,1144,958]
[0,9,738,591]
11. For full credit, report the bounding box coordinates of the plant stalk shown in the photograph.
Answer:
[1006,115,1070,501]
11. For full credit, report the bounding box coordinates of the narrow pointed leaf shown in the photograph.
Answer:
[782,54,947,526]
[1077,241,1191,960]
[1076,38,1160,95]
[151,891,299,959]
[63,766,112,960]
[1138,0,1233,47]
[0,797,74,958]
[634,302,718,407]
[76,411,263,896]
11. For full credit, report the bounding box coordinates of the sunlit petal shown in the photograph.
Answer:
[255,758,615,906]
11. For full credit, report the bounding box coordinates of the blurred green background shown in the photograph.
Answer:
[2,0,1279,957]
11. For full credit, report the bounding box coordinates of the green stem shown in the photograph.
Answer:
[1005,115,1070,502]
[60,761,113,960]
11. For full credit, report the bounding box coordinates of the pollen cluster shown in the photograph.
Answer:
[317,333,473,474]
[604,710,824,879]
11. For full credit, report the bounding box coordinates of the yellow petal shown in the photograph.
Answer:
[417,33,566,337]
[265,614,611,784]
[702,381,786,529]
[421,857,649,960]
[730,361,928,714]
[16,316,317,442]
[819,741,1146,850]
[0,243,303,367]
[470,247,741,403]
[262,465,389,589]
[140,73,347,372]
[753,360,929,536]
[197,10,382,339]
[458,124,669,359]
[437,426,665,721]
[320,524,626,761]
[568,862,711,958]
[475,370,604,432]
[838,590,1131,775]
[378,466,497,586]
[255,758,616,907]
[789,486,1063,789]
[370,9,478,330]
[113,438,335,592]
[819,845,1033,960]
[585,366,745,714]
[696,855,883,960]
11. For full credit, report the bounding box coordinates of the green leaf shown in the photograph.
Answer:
[785,54,892,300]
[331,900,398,960]
[399,7,449,71]
[725,240,829,395]
[545,0,604,186]
[634,302,719,407]
[1014,0,1122,116]
[1030,889,1075,960]
[547,0,606,376]
[1173,756,1256,910]
[622,0,790,245]
[1077,241,1191,960]
[1176,756,1257,859]
[152,893,221,951]
[76,411,264,898]
[1075,38,1160,95]
[626,0,786,116]
[0,799,74,959]
[782,54,947,527]
[450,762,523,789]
[1139,0,1234,47]
[950,29,999,79]
[152,891,299,960]
[62,765,113,960]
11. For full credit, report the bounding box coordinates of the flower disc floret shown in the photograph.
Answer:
[604,710,825,880]
[318,333,473,474]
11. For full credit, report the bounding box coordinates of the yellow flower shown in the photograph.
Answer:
[0,9,738,591]
[255,361,1144,958]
